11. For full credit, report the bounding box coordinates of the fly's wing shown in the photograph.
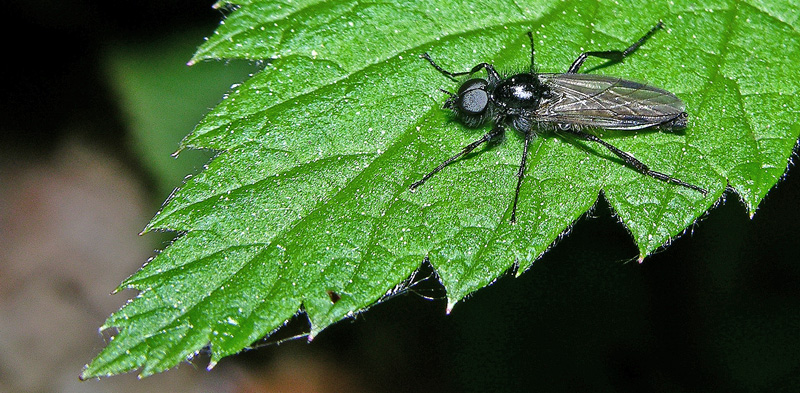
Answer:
[535,73,686,130]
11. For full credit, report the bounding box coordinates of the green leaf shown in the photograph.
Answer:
[83,0,800,379]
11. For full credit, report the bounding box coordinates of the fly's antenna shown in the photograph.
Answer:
[439,88,457,109]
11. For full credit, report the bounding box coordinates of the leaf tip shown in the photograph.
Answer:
[79,361,106,381]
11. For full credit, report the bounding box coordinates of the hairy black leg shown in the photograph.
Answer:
[526,31,536,73]
[562,127,708,195]
[567,21,664,74]
[421,53,501,83]
[510,130,534,223]
[410,124,505,190]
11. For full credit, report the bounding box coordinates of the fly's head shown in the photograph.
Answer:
[442,78,492,127]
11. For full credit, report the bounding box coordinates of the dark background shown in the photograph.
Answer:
[3,1,799,392]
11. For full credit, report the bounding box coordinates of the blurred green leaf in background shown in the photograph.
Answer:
[104,30,258,197]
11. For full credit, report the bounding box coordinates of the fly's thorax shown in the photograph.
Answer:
[492,73,546,111]
[511,115,534,134]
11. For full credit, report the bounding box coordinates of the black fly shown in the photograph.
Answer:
[411,22,708,223]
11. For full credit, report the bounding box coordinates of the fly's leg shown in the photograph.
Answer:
[567,21,664,74]
[421,53,501,83]
[562,127,708,195]
[526,31,536,73]
[510,130,534,223]
[410,124,506,190]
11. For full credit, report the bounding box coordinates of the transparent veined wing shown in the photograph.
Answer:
[535,73,687,130]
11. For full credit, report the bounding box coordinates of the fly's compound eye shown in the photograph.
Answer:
[451,78,490,127]
[456,78,489,116]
